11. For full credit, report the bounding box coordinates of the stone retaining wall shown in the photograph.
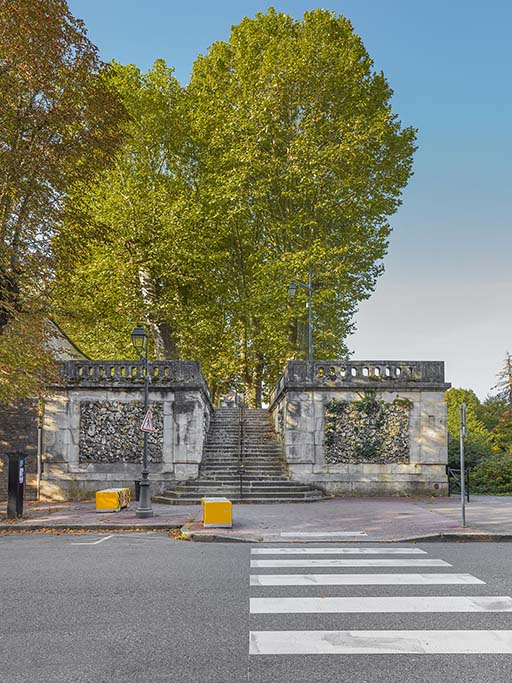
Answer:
[270,360,450,496]
[42,361,212,500]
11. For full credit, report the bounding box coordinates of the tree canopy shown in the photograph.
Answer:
[55,8,417,405]
[0,0,126,400]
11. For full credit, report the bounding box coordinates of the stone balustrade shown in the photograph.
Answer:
[60,360,210,397]
[271,360,449,406]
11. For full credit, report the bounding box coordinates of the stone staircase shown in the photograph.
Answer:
[154,407,326,504]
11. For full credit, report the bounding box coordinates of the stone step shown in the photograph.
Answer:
[153,494,325,505]
[175,483,314,492]
[164,491,322,500]
[200,473,286,479]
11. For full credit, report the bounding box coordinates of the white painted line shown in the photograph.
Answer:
[72,535,114,546]
[280,531,367,537]
[250,573,485,586]
[251,547,427,555]
[249,630,512,655]
[250,596,512,614]
[250,559,451,568]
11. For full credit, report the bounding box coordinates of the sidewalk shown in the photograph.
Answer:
[0,500,199,531]
[183,495,512,542]
[1,495,512,542]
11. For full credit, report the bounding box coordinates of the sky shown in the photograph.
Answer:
[68,0,512,398]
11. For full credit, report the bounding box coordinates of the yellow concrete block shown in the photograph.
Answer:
[96,487,130,513]
[201,497,232,528]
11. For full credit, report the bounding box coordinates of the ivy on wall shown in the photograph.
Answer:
[324,393,411,464]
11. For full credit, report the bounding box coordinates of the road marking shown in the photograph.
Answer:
[250,573,485,586]
[71,535,114,546]
[251,547,427,555]
[250,558,451,568]
[249,630,512,655]
[250,595,512,613]
[280,531,367,537]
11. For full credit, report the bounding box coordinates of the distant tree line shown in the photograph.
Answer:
[446,353,512,494]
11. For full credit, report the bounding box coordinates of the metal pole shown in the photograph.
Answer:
[459,403,466,528]
[136,344,153,518]
[307,271,313,363]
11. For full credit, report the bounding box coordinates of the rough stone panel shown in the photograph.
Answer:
[324,397,411,465]
[79,401,163,464]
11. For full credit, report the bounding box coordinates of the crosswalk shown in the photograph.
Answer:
[249,544,512,656]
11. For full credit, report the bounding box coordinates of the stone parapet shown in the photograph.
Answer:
[271,360,450,407]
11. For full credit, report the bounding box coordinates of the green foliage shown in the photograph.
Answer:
[185,8,416,403]
[471,452,512,495]
[54,8,417,405]
[0,0,125,398]
[477,395,508,432]
[445,388,495,467]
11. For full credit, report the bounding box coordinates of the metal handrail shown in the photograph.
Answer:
[447,466,470,501]
[238,404,245,498]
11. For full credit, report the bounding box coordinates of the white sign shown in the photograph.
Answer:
[140,408,155,433]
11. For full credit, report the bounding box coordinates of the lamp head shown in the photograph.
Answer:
[131,325,148,356]
[287,283,298,301]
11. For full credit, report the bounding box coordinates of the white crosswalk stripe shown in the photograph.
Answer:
[249,544,510,658]
[250,595,512,613]
[251,558,451,568]
[250,630,512,655]
[251,547,427,555]
[250,572,485,586]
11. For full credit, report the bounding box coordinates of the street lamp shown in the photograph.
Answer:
[288,272,313,363]
[131,325,153,518]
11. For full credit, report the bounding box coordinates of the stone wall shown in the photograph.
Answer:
[270,360,450,496]
[0,400,39,501]
[42,360,212,500]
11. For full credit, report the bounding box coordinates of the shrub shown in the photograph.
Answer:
[470,452,512,495]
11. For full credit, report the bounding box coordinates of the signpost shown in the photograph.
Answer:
[140,408,155,433]
[459,403,467,527]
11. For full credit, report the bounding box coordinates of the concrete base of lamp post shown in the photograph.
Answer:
[135,480,154,518]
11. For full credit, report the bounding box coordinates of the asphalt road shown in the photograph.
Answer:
[1,534,512,682]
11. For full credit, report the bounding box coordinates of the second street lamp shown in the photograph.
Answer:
[288,272,313,362]
[131,325,154,518]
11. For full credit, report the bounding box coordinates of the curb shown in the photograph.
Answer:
[0,523,181,533]
[179,525,512,544]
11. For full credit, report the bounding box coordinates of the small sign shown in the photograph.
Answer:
[140,408,155,433]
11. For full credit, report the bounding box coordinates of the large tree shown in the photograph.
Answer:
[0,0,125,398]
[54,60,237,393]
[188,8,417,404]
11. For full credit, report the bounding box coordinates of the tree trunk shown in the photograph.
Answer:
[137,266,177,359]
[248,353,264,408]
[0,267,19,335]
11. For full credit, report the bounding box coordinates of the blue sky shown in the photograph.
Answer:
[68,0,512,398]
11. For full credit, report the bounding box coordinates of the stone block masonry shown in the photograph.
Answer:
[41,361,212,500]
[0,399,38,501]
[270,361,451,496]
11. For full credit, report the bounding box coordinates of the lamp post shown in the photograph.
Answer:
[288,272,313,362]
[131,325,153,518]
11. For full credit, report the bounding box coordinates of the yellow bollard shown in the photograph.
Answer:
[201,497,232,528]
[96,487,131,513]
